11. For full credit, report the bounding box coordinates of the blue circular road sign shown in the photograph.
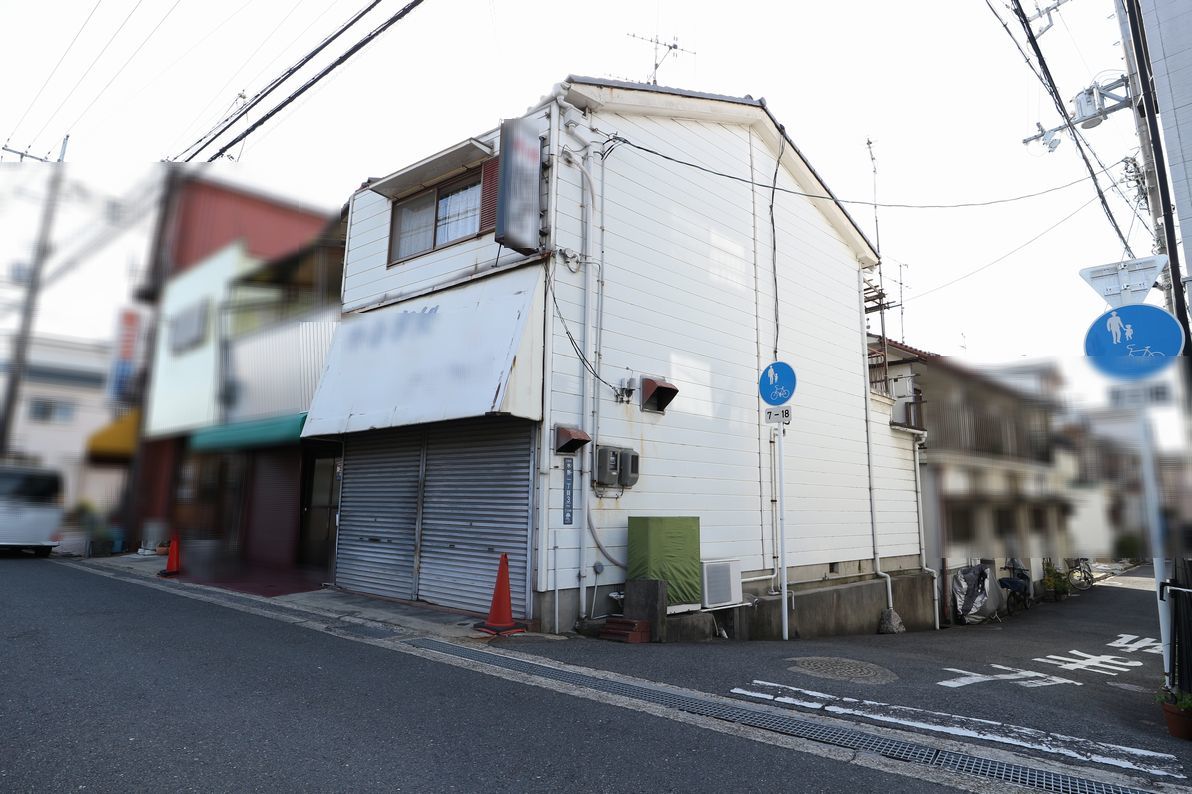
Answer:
[1084,304,1184,380]
[759,361,797,406]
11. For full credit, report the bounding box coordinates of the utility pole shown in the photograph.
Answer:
[1120,0,1192,360]
[0,135,68,458]
[1114,0,1170,311]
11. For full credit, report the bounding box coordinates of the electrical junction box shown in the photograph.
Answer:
[595,446,621,486]
[618,448,639,487]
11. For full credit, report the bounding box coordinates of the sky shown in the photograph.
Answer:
[0,0,1178,422]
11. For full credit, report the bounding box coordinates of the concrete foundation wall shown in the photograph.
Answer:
[536,569,936,638]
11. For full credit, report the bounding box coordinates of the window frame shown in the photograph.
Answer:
[388,170,485,266]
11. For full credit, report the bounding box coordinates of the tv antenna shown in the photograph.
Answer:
[627,33,695,85]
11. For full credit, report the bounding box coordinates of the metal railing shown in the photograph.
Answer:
[922,400,1050,463]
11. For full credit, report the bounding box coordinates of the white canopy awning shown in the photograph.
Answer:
[302,266,543,437]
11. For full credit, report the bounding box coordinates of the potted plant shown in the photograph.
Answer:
[1157,688,1192,740]
[1042,562,1070,601]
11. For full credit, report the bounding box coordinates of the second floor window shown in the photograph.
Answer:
[389,175,482,262]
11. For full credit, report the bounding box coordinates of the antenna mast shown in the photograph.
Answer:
[627,33,695,85]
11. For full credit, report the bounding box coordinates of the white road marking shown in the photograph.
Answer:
[732,680,1184,779]
[1106,634,1164,655]
[1033,652,1144,675]
[935,664,1081,688]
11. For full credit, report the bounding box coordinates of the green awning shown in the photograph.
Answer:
[189,413,308,452]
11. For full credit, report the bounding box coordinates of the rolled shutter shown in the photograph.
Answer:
[335,428,422,600]
[417,417,533,617]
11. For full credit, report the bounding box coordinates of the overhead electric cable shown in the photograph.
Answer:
[64,0,186,134]
[985,1,1150,236]
[204,0,428,162]
[604,134,1123,209]
[25,0,146,149]
[178,0,385,162]
[132,0,261,101]
[5,0,105,145]
[906,194,1100,301]
[1005,0,1135,257]
[171,0,314,160]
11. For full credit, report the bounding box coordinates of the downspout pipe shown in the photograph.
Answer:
[911,432,939,630]
[538,98,562,631]
[560,102,629,611]
[857,269,895,613]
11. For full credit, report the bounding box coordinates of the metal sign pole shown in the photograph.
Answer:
[778,425,789,641]
[759,360,796,642]
[1137,410,1173,687]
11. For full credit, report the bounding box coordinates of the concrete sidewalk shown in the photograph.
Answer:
[64,553,514,641]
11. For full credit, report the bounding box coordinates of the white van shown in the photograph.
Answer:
[0,465,63,556]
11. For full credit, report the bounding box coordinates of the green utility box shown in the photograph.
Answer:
[627,516,702,609]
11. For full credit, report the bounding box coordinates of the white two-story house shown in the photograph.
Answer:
[303,77,934,636]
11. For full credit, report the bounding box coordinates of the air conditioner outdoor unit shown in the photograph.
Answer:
[701,559,743,609]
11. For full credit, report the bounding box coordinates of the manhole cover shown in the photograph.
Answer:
[786,656,898,684]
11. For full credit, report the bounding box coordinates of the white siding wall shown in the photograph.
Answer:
[868,398,923,557]
[544,109,919,591]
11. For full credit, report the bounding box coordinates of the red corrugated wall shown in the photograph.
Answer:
[166,180,329,276]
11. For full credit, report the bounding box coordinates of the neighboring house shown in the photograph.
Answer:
[1055,416,1146,559]
[0,334,121,513]
[302,76,934,635]
[128,172,331,552]
[881,340,1070,611]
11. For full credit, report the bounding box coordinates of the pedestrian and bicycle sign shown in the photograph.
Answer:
[759,361,796,406]
[1084,304,1184,380]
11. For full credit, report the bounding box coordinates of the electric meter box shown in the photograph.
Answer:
[596,446,640,487]
[595,446,621,486]
[618,448,639,487]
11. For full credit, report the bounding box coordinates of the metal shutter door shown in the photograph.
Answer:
[417,418,534,617]
[335,428,421,599]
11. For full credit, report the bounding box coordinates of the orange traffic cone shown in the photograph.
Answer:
[474,553,526,636]
[157,535,181,578]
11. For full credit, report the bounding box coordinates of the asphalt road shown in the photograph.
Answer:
[0,554,955,793]
[496,566,1186,775]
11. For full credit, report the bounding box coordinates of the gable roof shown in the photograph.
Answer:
[564,75,880,266]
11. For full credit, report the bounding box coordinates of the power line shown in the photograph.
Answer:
[906,194,1100,302]
[204,0,429,162]
[5,0,105,145]
[768,129,785,360]
[985,1,1151,237]
[131,0,263,100]
[603,134,1124,210]
[1005,0,1136,257]
[177,0,385,163]
[25,0,146,150]
[544,260,620,396]
[64,0,187,135]
[171,0,316,161]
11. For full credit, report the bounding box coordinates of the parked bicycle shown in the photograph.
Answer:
[1066,557,1094,591]
[998,558,1033,616]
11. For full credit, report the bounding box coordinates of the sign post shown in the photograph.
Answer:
[1083,300,1184,687]
[759,362,797,641]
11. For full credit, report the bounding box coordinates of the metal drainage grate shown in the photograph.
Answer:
[406,638,1151,794]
